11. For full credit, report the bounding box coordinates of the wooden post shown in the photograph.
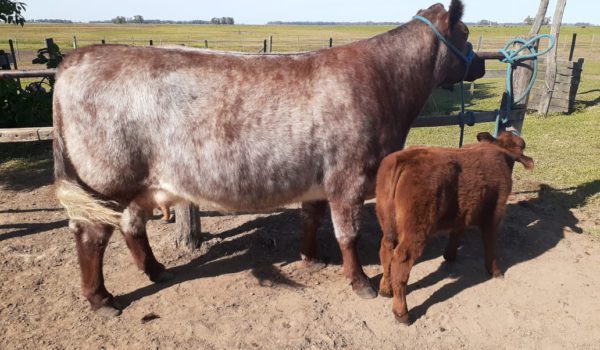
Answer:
[204,39,208,49]
[538,0,567,117]
[263,39,267,53]
[8,39,18,70]
[101,39,106,45]
[529,0,550,36]
[498,0,550,135]
[149,39,153,46]
[329,37,333,48]
[45,38,57,61]
[568,33,577,61]
[591,34,595,54]
[72,35,78,49]
[470,35,483,96]
[269,36,273,52]
[175,203,202,250]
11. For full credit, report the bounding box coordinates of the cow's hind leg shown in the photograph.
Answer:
[300,200,328,270]
[121,202,173,283]
[71,220,121,317]
[329,200,376,299]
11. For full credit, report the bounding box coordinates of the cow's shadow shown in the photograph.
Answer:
[118,180,598,319]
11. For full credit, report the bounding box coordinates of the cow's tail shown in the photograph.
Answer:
[55,180,122,228]
[53,98,122,228]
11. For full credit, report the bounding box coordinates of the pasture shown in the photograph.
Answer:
[1,23,600,348]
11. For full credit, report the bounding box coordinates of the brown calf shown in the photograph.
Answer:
[375,132,534,324]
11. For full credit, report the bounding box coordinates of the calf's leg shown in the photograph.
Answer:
[329,200,376,299]
[300,200,328,268]
[443,228,464,262]
[70,220,121,316]
[390,236,425,324]
[480,224,502,277]
[378,236,394,297]
[121,202,172,282]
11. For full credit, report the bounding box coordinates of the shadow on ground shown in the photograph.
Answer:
[118,180,599,319]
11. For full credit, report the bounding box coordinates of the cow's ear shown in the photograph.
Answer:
[517,155,535,171]
[448,0,464,29]
[476,132,495,144]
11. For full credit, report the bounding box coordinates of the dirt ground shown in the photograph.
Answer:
[1,165,600,350]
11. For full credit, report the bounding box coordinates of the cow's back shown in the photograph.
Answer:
[54,45,382,210]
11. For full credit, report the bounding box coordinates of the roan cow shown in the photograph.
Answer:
[53,0,485,315]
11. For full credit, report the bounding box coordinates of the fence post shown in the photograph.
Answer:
[101,39,106,45]
[175,203,202,250]
[269,35,273,52]
[149,39,153,46]
[205,39,208,49]
[568,33,577,61]
[72,35,78,49]
[8,39,18,70]
[263,39,267,53]
[591,34,595,54]
[45,38,57,61]
[329,37,333,48]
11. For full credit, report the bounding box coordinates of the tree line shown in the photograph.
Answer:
[108,15,234,25]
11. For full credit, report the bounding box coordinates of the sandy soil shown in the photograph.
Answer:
[1,166,600,349]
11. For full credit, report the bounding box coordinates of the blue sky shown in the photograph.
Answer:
[22,0,598,25]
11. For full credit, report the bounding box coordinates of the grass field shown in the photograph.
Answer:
[1,22,599,216]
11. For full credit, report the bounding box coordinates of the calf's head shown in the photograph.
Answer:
[415,0,485,85]
[477,132,535,170]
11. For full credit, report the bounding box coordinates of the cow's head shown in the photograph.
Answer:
[415,0,485,86]
[477,132,535,170]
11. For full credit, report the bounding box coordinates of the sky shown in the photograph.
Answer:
[21,0,599,25]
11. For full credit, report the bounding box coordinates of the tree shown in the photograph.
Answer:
[112,16,126,24]
[0,0,26,26]
[131,14,143,24]
[211,17,220,24]
[524,16,534,25]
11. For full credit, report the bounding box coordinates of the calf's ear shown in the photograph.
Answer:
[448,0,464,29]
[476,132,495,143]
[517,155,535,171]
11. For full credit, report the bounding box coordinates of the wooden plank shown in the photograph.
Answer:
[413,110,525,128]
[0,69,57,79]
[0,127,53,143]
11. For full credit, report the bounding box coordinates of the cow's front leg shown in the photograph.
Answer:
[300,200,328,269]
[329,200,377,299]
[70,221,121,317]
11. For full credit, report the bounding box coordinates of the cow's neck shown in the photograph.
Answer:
[370,21,445,124]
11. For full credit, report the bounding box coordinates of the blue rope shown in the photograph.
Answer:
[494,34,555,137]
[413,15,475,147]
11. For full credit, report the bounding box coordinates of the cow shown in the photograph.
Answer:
[375,131,534,324]
[53,0,485,316]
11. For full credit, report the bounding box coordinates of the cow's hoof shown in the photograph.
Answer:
[352,278,377,299]
[149,270,174,283]
[300,258,327,273]
[93,298,122,318]
[394,311,411,325]
[96,304,122,318]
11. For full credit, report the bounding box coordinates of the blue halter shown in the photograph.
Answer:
[413,15,475,147]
